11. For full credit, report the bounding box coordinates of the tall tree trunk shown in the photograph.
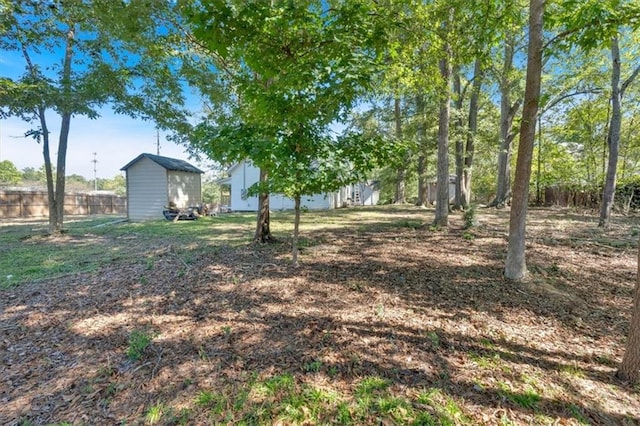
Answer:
[599,37,622,228]
[394,96,406,204]
[291,194,301,267]
[504,0,544,281]
[39,107,56,233]
[416,94,428,207]
[49,27,75,233]
[536,116,543,204]
[617,239,640,384]
[434,48,451,227]
[254,168,272,243]
[463,58,483,208]
[453,68,464,211]
[492,36,520,208]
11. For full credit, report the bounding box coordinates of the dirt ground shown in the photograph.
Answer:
[1,206,639,425]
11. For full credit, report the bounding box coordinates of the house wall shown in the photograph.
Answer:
[229,159,261,211]
[168,171,202,208]
[126,157,168,221]
[228,159,335,211]
[270,193,334,210]
[358,183,380,206]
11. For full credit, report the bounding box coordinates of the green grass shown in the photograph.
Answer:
[126,329,155,361]
[1,207,430,288]
[178,374,469,425]
[0,214,256,288]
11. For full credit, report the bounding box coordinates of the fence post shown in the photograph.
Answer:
[20,192,24,218]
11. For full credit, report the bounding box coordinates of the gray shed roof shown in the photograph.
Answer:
[121,153,203,174]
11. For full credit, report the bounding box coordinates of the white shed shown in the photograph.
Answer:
[121,153,203,221]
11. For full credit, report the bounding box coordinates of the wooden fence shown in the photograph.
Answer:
[543,187,601,209]
[0,190,127,219]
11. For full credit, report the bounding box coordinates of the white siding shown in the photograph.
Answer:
[229,159,261,211]
[270,193,334,210]
[168,171,202,208]
[126,157,168,221]
[227,160,337,211]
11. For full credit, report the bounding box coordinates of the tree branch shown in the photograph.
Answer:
[621,64,640,97]
[541,88,603,115]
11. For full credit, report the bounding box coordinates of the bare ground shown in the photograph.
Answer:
[1,206,639,425]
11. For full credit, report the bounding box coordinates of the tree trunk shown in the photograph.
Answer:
[617,239,640,384]
[53,112,71,233]
[492,35,520,208]
[453,69,464,211]
[49,27,75,233]
[434,49,451,227]
[462,58,483,209]
[504,0,544,281]
[599,37,622,228]
[35,106,56,233]
[254,168,273,243]
[416,94,428,207]
[291,194,301,267]
[394,96,406,204]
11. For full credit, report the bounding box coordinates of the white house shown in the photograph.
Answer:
[121,153,203,221]
[217,159,379,212]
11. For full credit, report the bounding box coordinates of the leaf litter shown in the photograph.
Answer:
[0,206,639,425]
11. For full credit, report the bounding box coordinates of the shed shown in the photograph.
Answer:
[121,153,203,221]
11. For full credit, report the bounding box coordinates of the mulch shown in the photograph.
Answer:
[1,207,639,425]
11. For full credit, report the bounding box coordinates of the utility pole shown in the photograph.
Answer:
[156,128,161,155]
[91,152,98,191]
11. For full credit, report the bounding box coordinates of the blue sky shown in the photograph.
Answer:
[0,15,209,180]
[0,110,203,180]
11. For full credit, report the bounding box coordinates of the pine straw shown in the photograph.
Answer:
[1,207,639,425]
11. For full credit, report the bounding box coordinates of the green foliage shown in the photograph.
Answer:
[0,1,193,231]
[463,205,477,229]
[99,174,126,195]
[0,160,21,185]
[184,1,397,200]
[145,402,165,425]
[202,176,222,204]
[126,329,154,361]
[21,166,42,183]
[547,0,640,52]
[617,174,640,210]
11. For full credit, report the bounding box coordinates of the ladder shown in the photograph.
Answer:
[352,185,361,205]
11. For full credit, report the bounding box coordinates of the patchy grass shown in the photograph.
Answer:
[1,206,639,425]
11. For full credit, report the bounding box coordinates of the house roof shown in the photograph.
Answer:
[120,153,203,174]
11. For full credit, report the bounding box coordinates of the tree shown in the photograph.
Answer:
[393,96,407,204]
[492,33,523,207]
[599,35,640,227]
[0,160,21,185]
[99,174,126,195]
[21,166,41,183]
[184,1,392,262]
[0,1,189,233]
[504,0,544,280]
[547,0,640,225]
[434,45,452,227]
[617,239,640,384]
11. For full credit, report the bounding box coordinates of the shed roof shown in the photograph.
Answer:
[121,153,203,174]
